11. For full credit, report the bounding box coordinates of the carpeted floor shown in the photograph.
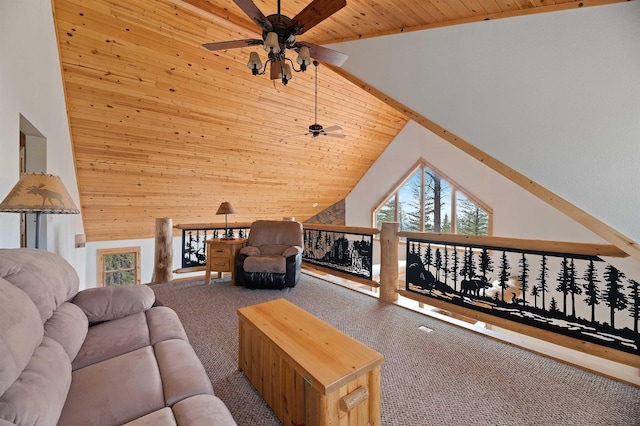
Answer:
[151,274,640,426]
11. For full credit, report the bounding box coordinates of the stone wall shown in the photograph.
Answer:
[304,199,345,225]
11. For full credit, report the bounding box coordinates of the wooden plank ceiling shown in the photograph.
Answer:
[52,0,612,242]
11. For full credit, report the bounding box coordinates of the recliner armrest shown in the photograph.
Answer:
[282,246,303,257]
[239,246,261,256]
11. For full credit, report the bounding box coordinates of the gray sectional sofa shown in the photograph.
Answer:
[0,248,236,425]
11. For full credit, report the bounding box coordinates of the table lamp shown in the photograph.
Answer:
[216,201,237,239]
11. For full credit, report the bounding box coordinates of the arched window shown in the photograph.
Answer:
[373,159,492,235]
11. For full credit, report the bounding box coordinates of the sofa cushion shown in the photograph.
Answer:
[244,255,286,274]
[0,337,71,426]
[258,244,289,256]
[72,312,150,370]
[122,396,238,426]
[72,285,155,324]
[154,339,214,406]
[0,278,44,396]
[122,408,176,426]
[0,248,78,324]
[173,395,238,425]
[59,346,165,426]
[146,307,189,345]
[44,302,88,362]
[246,220,303,248]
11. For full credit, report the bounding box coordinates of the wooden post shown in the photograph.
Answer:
[152,217,173,284]
[380,222,399,302]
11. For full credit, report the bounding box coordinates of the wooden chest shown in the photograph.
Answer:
[238,299,384,426]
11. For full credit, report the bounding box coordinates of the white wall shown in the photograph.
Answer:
[0,0,86,280]
[347,120,607,244]
[335,2,640,250]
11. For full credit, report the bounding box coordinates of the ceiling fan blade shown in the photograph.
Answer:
[282,132,309,140]
[270,61,282,80]
[325,133,346,138]
[322,125,342,133]
[233,0,273,31]
[310,134,320,142]
[202,39,263,51]
[300,43,348,67]
[290,0,346,35]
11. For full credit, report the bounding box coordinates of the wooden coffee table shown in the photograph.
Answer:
[237,299,384,426]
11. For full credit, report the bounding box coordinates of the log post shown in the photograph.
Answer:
[380,222,399,302]
[152,217,173,284]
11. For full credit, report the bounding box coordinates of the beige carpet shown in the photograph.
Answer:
[151,274,640,426]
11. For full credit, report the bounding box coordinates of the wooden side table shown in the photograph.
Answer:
[204,238,246,285]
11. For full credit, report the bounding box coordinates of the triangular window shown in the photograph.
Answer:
[373,159,492,236]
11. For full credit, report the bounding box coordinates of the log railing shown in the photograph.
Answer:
[379,222,640,367]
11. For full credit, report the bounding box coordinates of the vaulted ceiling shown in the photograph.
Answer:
[52,0,614,242]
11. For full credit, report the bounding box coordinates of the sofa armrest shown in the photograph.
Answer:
[72,285,155,324]
[283,246,303,257]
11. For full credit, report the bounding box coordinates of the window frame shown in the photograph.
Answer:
[97,246,141,287]
[371,158,493,236]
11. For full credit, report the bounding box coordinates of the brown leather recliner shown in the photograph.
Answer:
[235,220,304,289]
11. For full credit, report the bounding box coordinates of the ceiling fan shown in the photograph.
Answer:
[287,60,345,142]
[202,0,348,85]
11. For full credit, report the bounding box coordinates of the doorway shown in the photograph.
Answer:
[19,114,47,248]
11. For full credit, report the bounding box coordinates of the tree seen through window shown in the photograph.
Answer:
[105,253,136,286]
[373,160,490,236]
[97,247,141,287]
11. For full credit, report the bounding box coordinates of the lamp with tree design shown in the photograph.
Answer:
[215,201,237,240]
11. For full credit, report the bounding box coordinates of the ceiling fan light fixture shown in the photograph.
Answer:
[247,51,263,74]
[296,46,311,70]
[279,63,293,85]
[201,0,349,86]
[263,32,280,54]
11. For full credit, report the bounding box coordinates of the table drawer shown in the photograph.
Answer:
[208,258,230,271]
[208,245,231,256]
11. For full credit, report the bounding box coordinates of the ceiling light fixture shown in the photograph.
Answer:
[245,18,311,85]
[203,0,348,86]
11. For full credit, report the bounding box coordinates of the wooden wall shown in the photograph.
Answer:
[53,0,408,242]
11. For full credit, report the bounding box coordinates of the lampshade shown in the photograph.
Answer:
[215,201,237,216]
[263,32,280,54]
[279,63,293,82]
[247,51,263,72]
[296,46,311,66]
[0,173,79,214]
